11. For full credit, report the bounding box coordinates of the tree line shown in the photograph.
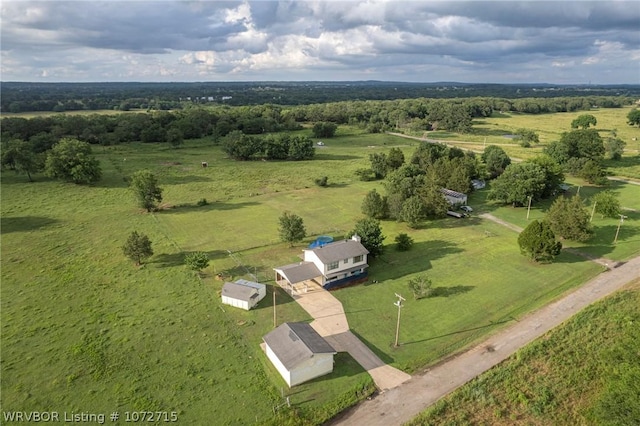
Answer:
[3,97,636,158]
[2,81,638,113]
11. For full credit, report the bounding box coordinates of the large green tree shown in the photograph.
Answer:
[386,148,405,171]
[369,152,388,179]
[129,169,163,212]
[482,145,511,179]
[45,138,102,184]
[278,212,306,247]
[528,155,565,199]
[626,109,640,127]
[122,231,154,266]
[312,122,337,138]
[604,137,626,160]
[591,190,621,219]
[518,220,562,263]
[419,181,450,218]
[185,252,210,272]
[514,128,539,147]
[487,162,546,206]
[1,140,43,182]
[361,189,388,219]
[546,195,593,242]
[401,196,426,228]
[571,114,597,129]
[350,218,385,257]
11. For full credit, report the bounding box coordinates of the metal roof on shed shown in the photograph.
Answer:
[263,322,335,370]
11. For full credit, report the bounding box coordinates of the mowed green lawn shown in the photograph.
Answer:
[468,179,640,262]
[0,125,629,424]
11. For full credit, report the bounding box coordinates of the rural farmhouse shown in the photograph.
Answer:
[274,235,369,292]
[263,322,336,387]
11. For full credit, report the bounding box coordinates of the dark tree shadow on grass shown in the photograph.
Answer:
[372,239,463,281]
[153,250,227,268]
[1,216,59,234]
[159,201,261,214]
[313,153,361,161]
[428,285,475,298]
[402,318,513,346]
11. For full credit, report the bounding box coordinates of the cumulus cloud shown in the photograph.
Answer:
[1,0,638,83]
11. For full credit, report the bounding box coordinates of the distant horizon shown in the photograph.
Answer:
[3,80,639,87]
[2,1,638,85]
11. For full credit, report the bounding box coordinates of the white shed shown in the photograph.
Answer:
[221,280,266,310]
[263,322,336,387]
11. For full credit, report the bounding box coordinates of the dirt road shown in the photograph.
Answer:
[331,255,640,426]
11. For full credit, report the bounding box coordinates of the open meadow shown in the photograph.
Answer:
[2,121,639,424]
[407,279,640,426]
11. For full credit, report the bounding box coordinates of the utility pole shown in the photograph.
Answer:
[273,287,277,328]
[394,293,405,347]
[614,215,628,244]
[526,195,532,220]
[590,201,597,222]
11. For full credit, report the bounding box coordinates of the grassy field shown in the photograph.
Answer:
[423,106,640,179]
[1,121,638,424]
[468,178,640,263]
[407,279,640,426]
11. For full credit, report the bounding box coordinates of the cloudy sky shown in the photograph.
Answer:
[1,1,639,84]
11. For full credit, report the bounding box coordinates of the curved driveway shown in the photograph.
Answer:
[280,283,411,391]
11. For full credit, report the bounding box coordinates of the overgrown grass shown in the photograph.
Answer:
[407,279,640,426]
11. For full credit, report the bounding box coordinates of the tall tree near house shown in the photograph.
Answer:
[518,220,562,263]
[361,189,388,219]
[401,196,426,228]
[481,145,511,179]
[278,212,306,247]
[591,191,621,219]
[122,231,154,266]
[129,169,163,212]
[349,218,385,257]
[527,155,565,199]
[487,162,547,207]
[546,195,593,242]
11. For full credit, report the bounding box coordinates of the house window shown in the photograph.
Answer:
[343,258,349,265]
[328,261,339,271]
[353,255,363,263]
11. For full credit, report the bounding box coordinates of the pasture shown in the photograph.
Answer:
[407,279,640,425]
[1,120,638,424]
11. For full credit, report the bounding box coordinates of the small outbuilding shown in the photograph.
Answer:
[440,188,468,206]
[221,280,266,310]
[263,322,336,387]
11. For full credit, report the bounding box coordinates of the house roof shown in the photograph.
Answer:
[222,282,258,302]
[440,188,467,199]
[274,262,322,284]
[263,322,335,370]
[234,279,265,291]
[306,239,369,264]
